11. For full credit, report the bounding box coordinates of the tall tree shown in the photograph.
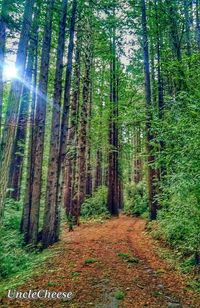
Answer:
[184,0,192,56]
[196,0,200,49]
[141,0,158,220]
[107,5,120,216]
[58,0,77,209]
[0,0,8,141]
[42,0,69,248]
[9,3,41,200]
[85,75,93,196]
[22,0,55,245]
[0,0,35,220]
[64,35,81,217]
[72,18,92,224]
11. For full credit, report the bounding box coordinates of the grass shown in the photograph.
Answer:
[114,290,125,300]
[84,258,97,265]
[0,203,55,297]
[71,272,80,277]
[0,249,53,297]
[117,252,139,264]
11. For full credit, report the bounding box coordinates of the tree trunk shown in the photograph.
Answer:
[64,33,81,217]
[42,0,69,248]
[57,0,77,211]
[95,149,103,189]
[141,0,158,220]
[196,0,200,49]
[0,0,8,141]
[107,23,119,216]
[72,24,92,224]
[94,94,103,190]
[85,81,93,196]
[23,0,55,245]
[21,24,39,237]
[184,0,191,56]
[9,4,41,200]
[0,0,35,221]
[133,127,142,184]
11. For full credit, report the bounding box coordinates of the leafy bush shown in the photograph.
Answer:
[0,199,51,283]
[157,192,200,257]
[81,186,110,218]
[124,182,148,217]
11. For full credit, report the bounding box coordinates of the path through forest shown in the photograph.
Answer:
[2,216,200,307]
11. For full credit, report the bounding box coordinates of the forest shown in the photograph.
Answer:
[1,0,200,306]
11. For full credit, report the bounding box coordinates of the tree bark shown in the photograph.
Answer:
[85,80,93,196]
[0,0,8,141]
[0,0,35,221]
[184,0,192,56]
[9,4,41,200]
[141,0,158,220]
[196,0,200,49]
[64,39,81,216]
[133,127,142,184]
[72,23,92,224]
[21,22,39,236]
[107,23,119,216]
[23,0,55,245]
[42,0,69,248]
[57,0,77,212]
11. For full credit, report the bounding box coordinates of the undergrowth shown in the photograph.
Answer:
[81,186,110,219]
[124,182,148,217]
[0,199,53,295]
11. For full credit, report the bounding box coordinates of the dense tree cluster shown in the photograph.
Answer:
[0,0,200,264]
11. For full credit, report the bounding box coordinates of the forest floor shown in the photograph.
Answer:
[1,215,200,307]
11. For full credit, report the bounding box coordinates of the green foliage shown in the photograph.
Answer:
[117,252,139,264]
[117,252,130,259]
[0,199,51,285]
[81,186,110,219]
[156,193,200,257]
[124,182,148,217]
[84,258,97,265]
[114,290,125,300]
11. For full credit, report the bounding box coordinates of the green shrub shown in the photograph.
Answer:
[155,189,200,261]
[124,182,148,217]
[81,186,110,218]
[0,199,51,283]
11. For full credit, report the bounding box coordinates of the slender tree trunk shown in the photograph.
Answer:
[133,127,142,184]
[95,149,103,189]
[94,92,103,189]
[0,0,35,221]
[42,0,68,248]
[0,0,8,141]
[155,0,165,179]
[64,36,81,216]
[58,0,77,212]
[196,0,200,49]
[21,27,38,236]
[166,0,182,62]
[107,24,119,216]
[72,24,92,224]
[141,0,158,220]
[9,5,41,200]
[23,0,55,245]
[8,55,33,200]
[184,0,192,56]
[85,81,93,196]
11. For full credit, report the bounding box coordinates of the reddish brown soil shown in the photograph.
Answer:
[1,215,200,307]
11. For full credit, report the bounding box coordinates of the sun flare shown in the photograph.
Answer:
[4,62,17,80]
